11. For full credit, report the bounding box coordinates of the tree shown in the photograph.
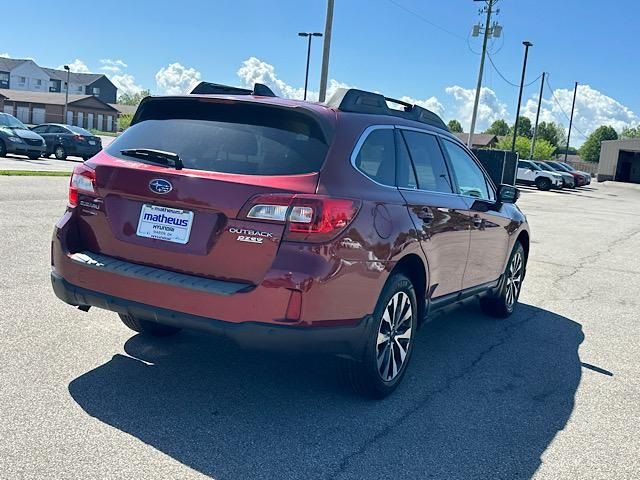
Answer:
[447,119,463,133]
[579,125,618,162]
[535,121,566,148]
[117,89,150,106]
[484,119,509,136]
[495,135,555,160]
[510,116,533,138]
[621,125,640,139]
[118,113,133,131]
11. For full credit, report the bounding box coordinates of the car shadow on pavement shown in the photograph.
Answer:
[68,303,583,480]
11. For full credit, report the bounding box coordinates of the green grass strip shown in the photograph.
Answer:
[0,170,71,176]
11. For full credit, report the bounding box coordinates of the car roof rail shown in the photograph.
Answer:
[190,81,277,97]
[326,88,448,131]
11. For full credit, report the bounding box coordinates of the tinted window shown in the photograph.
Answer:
[107,100,329,176]
[68,126,93,135]
[354,128,396,186]
[396,132,417,189]
[401,130,452,193]
[32,125,47,133]
[518,161,528,168]
[50,126,68,134]
[442,140,492,200]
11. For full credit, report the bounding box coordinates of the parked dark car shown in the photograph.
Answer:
[0,113,46,159]
[546,161,591,186]
[51,84,530,398]
[533,161,575,188]
[31,124,102,161]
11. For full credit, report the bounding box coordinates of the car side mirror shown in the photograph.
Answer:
[498,184,520,204]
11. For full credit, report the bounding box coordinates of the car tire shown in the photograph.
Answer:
[0,140,6,158]
[118,313,182,337]
[339,273,418,398]
[480,241,526,318]
[535,177,552,191]
[54,145,67,160]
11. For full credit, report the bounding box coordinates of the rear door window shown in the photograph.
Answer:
[400,130,453,193]
[106,100,329,176]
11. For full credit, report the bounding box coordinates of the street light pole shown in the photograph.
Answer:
[298,32,323,101]
[511,41,533,154]
[63,65,70,124]
[530,71,546,159]
[564,81,579,163]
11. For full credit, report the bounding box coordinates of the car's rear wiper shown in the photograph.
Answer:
[120,148,183,170]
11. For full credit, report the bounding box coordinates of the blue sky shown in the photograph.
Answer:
[5,0,640,144]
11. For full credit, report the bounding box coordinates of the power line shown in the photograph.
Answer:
[545,77,589,139]
[487,52,542,88]
[385,0,467,41]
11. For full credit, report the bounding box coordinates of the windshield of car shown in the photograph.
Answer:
[560,163,576,172]
[67,126,93,136]
[107,99,330,176]
[0,114,28,130]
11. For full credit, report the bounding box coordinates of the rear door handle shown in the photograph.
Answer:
[417,207,435,224]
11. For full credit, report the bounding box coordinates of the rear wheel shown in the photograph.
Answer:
[118,313,182,337]
[28,153,40,160]
[339,273,418,398]
[54,145,67,160]
[480,241,526,318]
[535,177,552,191]
[0,140,6,157]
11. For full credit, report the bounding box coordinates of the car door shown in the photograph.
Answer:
[440,138,510,290]
[517,160,535,183]
[396,128,471,299]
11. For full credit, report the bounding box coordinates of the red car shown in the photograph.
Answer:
[51,84,530,397]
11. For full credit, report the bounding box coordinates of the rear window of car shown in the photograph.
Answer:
[106,99,330,176]
[68,126,93,135]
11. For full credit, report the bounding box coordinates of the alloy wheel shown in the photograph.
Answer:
[376,291,413,382]
[505,251,523,308]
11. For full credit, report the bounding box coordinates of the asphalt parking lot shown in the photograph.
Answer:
[1,178,639,479]
[0,135,115,172]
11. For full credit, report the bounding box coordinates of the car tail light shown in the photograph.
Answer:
[68,164,96,206]
[240,194,361,243]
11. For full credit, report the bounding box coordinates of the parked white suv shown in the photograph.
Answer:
[516,159,563,191]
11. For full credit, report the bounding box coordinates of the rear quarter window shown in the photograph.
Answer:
[107,100,329,176]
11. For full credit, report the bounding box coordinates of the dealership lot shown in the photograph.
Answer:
[0,177,638,479]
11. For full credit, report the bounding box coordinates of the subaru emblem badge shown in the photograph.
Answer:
[149,179,172,194]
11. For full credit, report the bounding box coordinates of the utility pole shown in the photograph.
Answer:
[318,0,334,102]
[529,71,546,159]
[564,81,579,163]
[511,41,533,153]
[298,32,323,100]
[467,0,500,148]
[63,65,70,124]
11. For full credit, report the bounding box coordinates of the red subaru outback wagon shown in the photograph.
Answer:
[51,83,529,397]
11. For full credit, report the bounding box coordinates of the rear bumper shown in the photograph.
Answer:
[67,143,102,157]
[51,272,372,359]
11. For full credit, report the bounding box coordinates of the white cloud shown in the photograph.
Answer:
[445,85,507,132]
[0,53,9,58]
[393,96,445,117]
[100,58,127,73]
[58,59,91,73]
[155,62,201,95]
[236,57,352,102]
[523,84,638,143]
[111,73,144,95]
